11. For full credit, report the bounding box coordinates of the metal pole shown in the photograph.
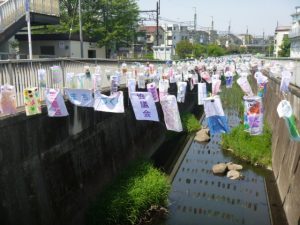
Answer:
[25,0,32,60]
[193,7,197,31]
[79,0,84,58]
[156,0,159,46]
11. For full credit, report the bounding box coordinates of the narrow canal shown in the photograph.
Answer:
[157,110,272,225]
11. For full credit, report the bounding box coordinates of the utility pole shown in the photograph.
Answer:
[211,16,214,30]
[246,25,248,45]
[227,20,231,47]
[193,7,197,31]
[25,0,32,60]
[139,2,160,46]
[263,29,265,55]
[78,0,84,58]
[156,0,160,46]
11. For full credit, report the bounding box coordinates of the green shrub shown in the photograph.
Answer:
[143,53,154,60]
[181,113,201,133]
[87,160,171,225]
[221,123,272,167]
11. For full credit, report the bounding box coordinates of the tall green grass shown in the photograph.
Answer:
[220,74,272,167]
[87,160,171,225]
[221,123,272,167]
[181,113,201,133]
[220,75,245,117]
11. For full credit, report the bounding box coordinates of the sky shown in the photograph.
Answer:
[137,0,297,36]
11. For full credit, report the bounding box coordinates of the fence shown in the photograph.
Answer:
[0,58,165,108]
[259,57,300,88]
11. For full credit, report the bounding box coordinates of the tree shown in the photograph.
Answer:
[207,44,225,56]
[175,40,194,59]
[193,44,207,58]
[45,0,139,57]
[239,46,247,54]
[278,35,291,57]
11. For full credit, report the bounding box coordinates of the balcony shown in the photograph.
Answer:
[289,26,300,39]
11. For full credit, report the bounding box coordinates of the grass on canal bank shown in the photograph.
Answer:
[221,122,272,167]
[87,160,171,225]
[220,73,272,167]
[181,113,201,133]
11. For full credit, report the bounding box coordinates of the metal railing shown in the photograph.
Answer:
[0,58,165,108]
[259,57,300,88]
[0,0,59,32]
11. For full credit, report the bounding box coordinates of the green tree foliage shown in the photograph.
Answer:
[207,44,226,56]
[239,46,247,54]
[175,40,194,59]
[46,0,139,54]
[193,43,207,58]
[278,35,291,57]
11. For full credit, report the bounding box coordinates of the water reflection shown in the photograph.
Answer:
[165,111,271,225]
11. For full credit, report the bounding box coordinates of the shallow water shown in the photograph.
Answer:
[164,111,271,225]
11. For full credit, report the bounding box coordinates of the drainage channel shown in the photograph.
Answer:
[163,110,272,225]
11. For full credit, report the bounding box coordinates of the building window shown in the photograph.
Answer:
[88,50,96,58]
[167,36,172,40]
[174,36,176,40]
[167,27,172,31]
[40,46,55,55]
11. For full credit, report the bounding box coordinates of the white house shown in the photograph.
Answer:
[274,26,290,57]
[290,6,300,58]
[15,34,106,58]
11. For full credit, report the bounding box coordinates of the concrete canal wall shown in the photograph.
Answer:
[263,75,300,225]
[0,84,199,225]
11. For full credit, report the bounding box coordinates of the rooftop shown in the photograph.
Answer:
[139,26,165,33]
[275,26,291,32]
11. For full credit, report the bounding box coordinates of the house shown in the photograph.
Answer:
[138,26,165,51]
[238,34,254,46]
[218,33,243,47]
[289,6,300,58]
[274,25,290,57]
[15,33,106,58]
[189,30,209,45]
